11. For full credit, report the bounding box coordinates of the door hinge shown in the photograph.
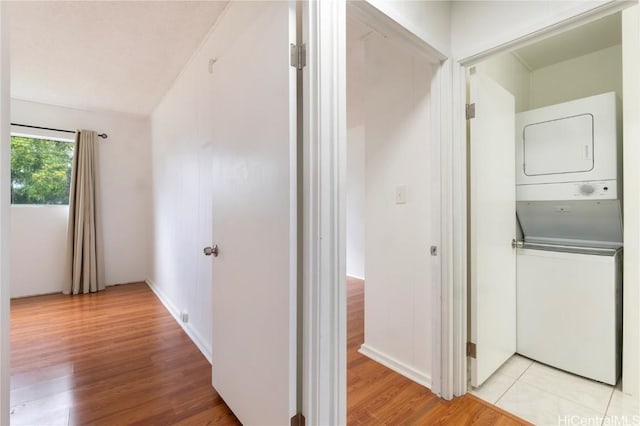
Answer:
[467,342,477,359]
[290,43,306,70]
[291,412,305,426]
[466,103,476,120]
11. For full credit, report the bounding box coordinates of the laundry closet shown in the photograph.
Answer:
[467,11,630,419]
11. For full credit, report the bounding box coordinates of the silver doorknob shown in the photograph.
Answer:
[203,245,219,257]
[511,239,523,249]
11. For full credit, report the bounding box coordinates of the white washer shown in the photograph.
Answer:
[517,247,622,385]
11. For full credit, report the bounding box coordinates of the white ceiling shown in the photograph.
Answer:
[9,1,229,117]
[513,12,621,70]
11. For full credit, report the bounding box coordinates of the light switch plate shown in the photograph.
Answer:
[395,185,407,204]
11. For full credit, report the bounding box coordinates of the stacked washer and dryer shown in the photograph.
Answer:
[515,92,622,385]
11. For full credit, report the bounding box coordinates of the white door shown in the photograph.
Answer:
[469,70,517,387]
[207,2,297,424]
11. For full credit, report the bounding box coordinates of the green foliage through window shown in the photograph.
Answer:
[11,136,74,205]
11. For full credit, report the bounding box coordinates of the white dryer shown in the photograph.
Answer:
[516,91,621,202]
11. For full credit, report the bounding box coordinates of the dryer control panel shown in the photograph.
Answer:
[517,180,618,201]
[575,181,615,197]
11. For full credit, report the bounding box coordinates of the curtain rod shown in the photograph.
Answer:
[10,123,108,139]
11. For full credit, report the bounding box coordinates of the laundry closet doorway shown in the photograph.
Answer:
[465,8,639,423]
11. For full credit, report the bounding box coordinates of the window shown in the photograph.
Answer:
[11,135,74,205]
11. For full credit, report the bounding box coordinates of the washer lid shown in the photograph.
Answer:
[516,199,622,248]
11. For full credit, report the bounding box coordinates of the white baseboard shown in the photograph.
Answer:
[145,279,212,364]
[359,343,432,389]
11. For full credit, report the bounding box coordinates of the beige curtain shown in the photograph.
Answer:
[65,130,104,295]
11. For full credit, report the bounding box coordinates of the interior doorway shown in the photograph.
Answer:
[344,4,443,421]
[466,10,638,424]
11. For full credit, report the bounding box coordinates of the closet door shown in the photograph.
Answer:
[207,2,298,424]
[469,70,517,387]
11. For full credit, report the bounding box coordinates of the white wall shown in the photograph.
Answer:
[475,44,622,114]
[11,206,67,297]
[149,91,213,358]
[10,99,152,297]
[346,24,366,279]
[474,53,531,113]
[346,16,366,129]
[366,0,451,56]
[360,33,435,387]
[530,44,622,108]
[346,126,365,279]
[451,1,614,60]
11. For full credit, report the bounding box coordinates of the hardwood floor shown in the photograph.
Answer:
[10,283,240,426]
[347,276,530,425]
[10,279,528,425]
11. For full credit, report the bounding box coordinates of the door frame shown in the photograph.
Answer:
[449,1,638,398]
[301,1,346,423]
[302,0,450,423]
[0,2,9,424]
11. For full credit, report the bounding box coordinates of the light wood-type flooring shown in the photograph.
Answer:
[10,280,529,425]
[346,276,530,425]
[10,283,240,425]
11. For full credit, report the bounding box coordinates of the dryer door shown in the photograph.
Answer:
[515,92,619,188]
[523,113,594,176]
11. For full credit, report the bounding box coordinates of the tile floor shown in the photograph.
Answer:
[469,355,640,426]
